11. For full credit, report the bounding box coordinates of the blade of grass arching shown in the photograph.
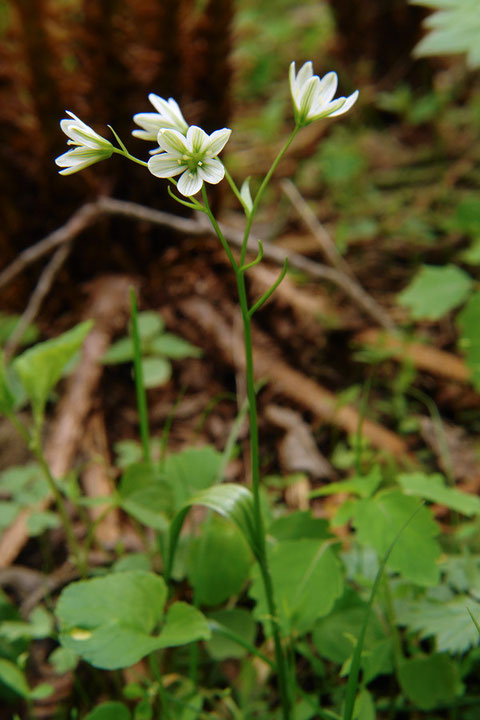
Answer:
[342,502,424,720]
[468,607,480,635]
[130,288,151,463]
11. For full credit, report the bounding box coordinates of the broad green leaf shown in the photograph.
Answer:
[398,654,462,710]
[166,483,259,581]
[84,702,132,720]
[164,446,223,510]
[249,538,343,636]
[269,511,330,541]
[0,501,20,531]
[410,0,480,68]
[458,291,480,391]
[155,602,210,648]
[397,264,472,320]
[397,593,480,653]
[0,313,39,347]
[56,571,167,669]
[141,356,171,387]
[352,688,375,720]
[310,466,382,500]
[188,515,252,605]
[0,658,30,698]
[48,646,78,673]
[27,510,61,536]
[136,311,164,340]
[13,321,93,425]
[352,490,441,586]
[150,333,202,359]
[102,337,135,364]
[118,462,173,529]
[206,608,256,660]
[397,472,480,515]
[312,590,388,665]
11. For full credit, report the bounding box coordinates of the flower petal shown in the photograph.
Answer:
[198,158,225,185]
[327,90,359,117]
[177,169,203,196]
[55,147,107,175]
[148,95,188,133]
[186,126,209,154]
[203,128,231,157]
[295,61,314,92]
[157,128,189,155]
[316,72,338,105]
[148,153,186,178]
[132,112,165,140]
[298,76,320,118]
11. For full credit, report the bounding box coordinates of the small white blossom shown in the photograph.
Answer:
[55,111,113,175]
[289,61,359,127]
[132,94,189,141]
[148,125,231,197]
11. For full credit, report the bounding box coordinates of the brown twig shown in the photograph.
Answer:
[280,179,395,332]
[4,242,72,362]
[180,297,411,460]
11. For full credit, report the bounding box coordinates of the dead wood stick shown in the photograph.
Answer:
[1,197,397,331]
[280,179,395,332]
[180,297,410,459]
[4,242,72,362]
[356,328,469,383]
[0,276,132,568]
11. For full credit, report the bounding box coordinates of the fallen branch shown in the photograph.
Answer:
[180,297,410,460]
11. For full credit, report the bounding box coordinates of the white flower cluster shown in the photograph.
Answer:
[55,62,358,195]
[133,95,231,196]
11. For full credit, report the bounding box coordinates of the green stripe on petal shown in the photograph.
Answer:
[157,129,188,155]
[204,129,231,157]
[198,159,225,185]
[148,154,186,178]
[177,169,203,196]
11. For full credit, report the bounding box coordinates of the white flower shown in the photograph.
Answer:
[289,61,359,126]
[55,111,113,175]
[148,125,231,197]
[132,95,189,141]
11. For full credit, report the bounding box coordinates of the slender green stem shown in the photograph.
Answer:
[224,167,246,210]
[202,189,292,720]
[248,258,289,316]
[201,186,238,271]
[112,146,149,168]
[239,126,300,265]
[130,288,151,463]
[30,434,86,575]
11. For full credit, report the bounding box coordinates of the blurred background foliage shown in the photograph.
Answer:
[1,0,478,311]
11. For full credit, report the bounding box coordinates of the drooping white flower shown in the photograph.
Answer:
[132,94,189,141]
[55,111,114,175]
[289,61,359,127]
[148,125,231,196]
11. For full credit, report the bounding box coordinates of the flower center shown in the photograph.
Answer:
[182,151,205,173]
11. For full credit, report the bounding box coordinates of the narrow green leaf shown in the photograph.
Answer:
[0,658,30,698]
[166,483,259,581]
[187,515,252,605]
